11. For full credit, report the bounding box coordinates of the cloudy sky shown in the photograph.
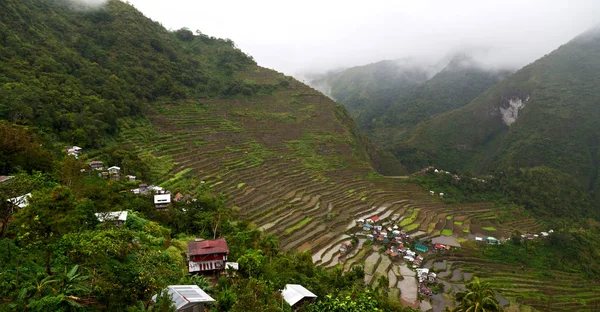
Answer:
[123,0,600,76]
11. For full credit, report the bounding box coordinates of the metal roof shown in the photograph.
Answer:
[8,193,31,208]
[152,285,214,311]
[281,284,317,307]
[95,211,128,222]
[0,176,15,183]
[188,238,229,256]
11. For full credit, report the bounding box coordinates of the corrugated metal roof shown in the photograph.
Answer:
[188,238,229,256]
[8,193,31,208]
[0,176,14,183]
[281,284,317,307]
[152,285,214,311]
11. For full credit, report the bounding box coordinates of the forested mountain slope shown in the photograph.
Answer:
[399,28,600,204]
[0,0,402,175]
[1,1,600,311]
[309,58,434,120]
[309,55,510,147]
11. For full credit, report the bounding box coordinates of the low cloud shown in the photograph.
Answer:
[122,0,600,77]
[65,0,108,10]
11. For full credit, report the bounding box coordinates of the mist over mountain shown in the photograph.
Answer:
[308,54,512,146]
[398,27,600,204]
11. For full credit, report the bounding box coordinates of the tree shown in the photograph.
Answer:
[237,249,266,278]
[452,277,503,312]
[13,187,89,274]
[0,172,49,237]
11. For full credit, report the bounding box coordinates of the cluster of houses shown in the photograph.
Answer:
[87,160,136,182]
[353,214,463,299]
[181,237,316,311]
[149,236,317,311]
[521,230,553,240]
[416,268,437,297]
[356,216,433,267]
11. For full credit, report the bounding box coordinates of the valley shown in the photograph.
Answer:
[116,65,599,311]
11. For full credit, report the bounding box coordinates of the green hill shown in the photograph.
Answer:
[0,0,402,175]
[310,58,433,121]
[400,28,600,207]
[1,1,600,310]
[309,55,510,146]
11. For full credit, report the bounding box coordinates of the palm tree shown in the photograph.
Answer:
[452,277,503,312]
[26,265,91,311]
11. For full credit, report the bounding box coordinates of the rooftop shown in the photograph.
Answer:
[188,238,229,256]
[8,193,32,208]
[154,194,171,204]
[281,284,317,307]
[0,176,15,183]
[95,211,128,222]
[153,285,215,311]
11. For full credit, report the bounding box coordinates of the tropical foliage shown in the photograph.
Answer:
[452,277,503,312]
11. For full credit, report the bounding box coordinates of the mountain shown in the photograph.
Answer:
[308,55,511,147]
[2,1,600,311]
[309,58,435,118]
[0,0,403,175]
[400,28,600,202]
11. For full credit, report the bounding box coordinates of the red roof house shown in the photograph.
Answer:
[188,238,229,274]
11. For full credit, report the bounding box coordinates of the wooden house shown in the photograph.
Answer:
[154,194,171,209]
[188,238,229,274]
[88,161,104,170]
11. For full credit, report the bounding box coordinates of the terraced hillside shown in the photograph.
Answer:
[117,65,579,310]
[425,253,600,312]
[120,66,542,254]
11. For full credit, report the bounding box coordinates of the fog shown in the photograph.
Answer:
[68,0,108,9]
[123,0,600,77]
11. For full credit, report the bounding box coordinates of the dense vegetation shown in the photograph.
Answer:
[413,167,596,220]
[0,138,418,311]
[0,0,254,147]
[400,28,600,207]
[414,169,600,280]
[310,55,510,146]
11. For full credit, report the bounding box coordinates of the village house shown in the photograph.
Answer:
[415,242,429,253]
[188,238,229,275]
[366,215,379,223]
[486,236,500,245]
[7,193,31,209]
[339,241,353,255]
[154,193,172,209]
[152,285,215,312]
[107,166,121,181]
[88,160,104,170]
[281,284,317,309]
[95,211,128,227]
[125,175,136,182]
[362,223,373,231]
[66,146,82,158]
